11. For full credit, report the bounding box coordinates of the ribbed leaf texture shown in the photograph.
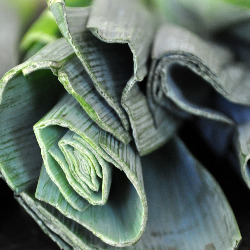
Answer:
[1,0,250,249]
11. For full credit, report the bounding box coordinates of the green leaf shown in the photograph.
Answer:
[16,137,241,249]
[0,67,62,192]
[1,23,147,248]
[16,191,72,250]
[16,190,108,250]
[49,2,132,131]
[149,23,250,113]
[148,23,250,187]
[138,137,241,249]
[0,0,245,248]
[48,0,179,155]
[57,56,132,144]
[34,101,147,245]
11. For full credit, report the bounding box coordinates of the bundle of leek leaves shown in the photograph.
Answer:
[0,0,250,249]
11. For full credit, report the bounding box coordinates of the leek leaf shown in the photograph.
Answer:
[16,137,241,249]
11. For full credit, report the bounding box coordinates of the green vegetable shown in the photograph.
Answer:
[1,0,249,249]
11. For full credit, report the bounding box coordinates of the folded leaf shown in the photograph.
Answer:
[48,0,179,155]
[148,23,250,187]
[139,137,241,249]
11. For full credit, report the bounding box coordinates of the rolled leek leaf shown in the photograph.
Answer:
[15,137,241,249]
[0,38,147,246]
[34,120,147,246]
